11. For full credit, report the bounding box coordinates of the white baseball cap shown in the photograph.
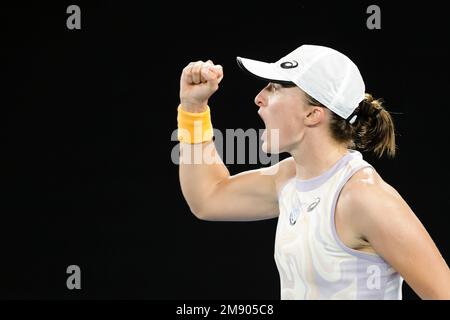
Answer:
[237,45,365,123]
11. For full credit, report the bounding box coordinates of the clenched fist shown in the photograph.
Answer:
[180,60,223,113]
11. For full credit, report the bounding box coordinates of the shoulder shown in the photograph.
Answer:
[341,167,401,205]
[261,157,296,193]
[338,166,411,233]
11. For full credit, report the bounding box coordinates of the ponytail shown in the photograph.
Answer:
[305,92,397,158]
[351,94,396,158]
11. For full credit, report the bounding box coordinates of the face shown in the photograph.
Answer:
[254,83,322,154]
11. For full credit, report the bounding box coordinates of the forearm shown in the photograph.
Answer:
[177,60,226,217]
[179,141,230,217]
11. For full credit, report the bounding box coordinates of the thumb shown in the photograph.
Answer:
[201,66,222,88]
[208,65,223,84]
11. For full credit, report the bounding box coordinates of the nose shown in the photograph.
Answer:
[254,88,267,108]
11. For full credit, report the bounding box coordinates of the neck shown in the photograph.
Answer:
[290,137,349,181]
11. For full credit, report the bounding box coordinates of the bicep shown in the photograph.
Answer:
[200,158,294,222]
[357,188,450,299]
[200,168,278,221]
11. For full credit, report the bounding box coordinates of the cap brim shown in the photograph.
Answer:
[236,57,293,85]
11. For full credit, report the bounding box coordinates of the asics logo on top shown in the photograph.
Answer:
[307,197,321,212]
[289,197,321,225]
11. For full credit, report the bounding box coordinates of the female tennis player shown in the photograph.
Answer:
[176,45,450,299]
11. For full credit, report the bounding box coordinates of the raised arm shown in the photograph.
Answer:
[178,60,293,221]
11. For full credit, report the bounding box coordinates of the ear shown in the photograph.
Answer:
[304,106,325,126]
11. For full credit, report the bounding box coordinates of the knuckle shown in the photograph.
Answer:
[184,61,203,74]
[193,61,203,68]
[183,65,193,73]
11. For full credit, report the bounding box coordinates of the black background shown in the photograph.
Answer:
[1,1,449,300]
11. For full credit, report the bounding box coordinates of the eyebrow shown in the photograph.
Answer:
[269,82,281,89]
[269,82,296,89]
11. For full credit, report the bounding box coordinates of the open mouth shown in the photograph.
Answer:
[258,111,268,141]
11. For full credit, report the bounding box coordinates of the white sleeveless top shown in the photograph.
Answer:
[274,150,403,299]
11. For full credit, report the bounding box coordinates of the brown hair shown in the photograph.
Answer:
[305,93,397,158]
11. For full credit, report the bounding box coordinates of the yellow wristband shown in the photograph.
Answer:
[177,105,214,144]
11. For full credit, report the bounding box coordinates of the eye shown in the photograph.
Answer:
[270,83,280,92]
[266,83,275,92]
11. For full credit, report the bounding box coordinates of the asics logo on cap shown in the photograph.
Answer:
[280,60,298,69]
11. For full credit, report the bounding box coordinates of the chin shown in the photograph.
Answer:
[261,141,268,153]
[261,141,282,154]
[261,126,289,154]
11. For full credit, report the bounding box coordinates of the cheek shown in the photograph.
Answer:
[267,104,302,130]
[266,109,283,127]
[276,107,304,142]
[279,119,301,142]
